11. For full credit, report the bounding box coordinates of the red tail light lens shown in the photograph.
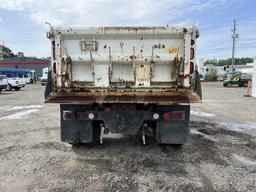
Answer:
[171,111,184,120]
[77,112,84,120]
[162,111,185,121]
[190,62,194,74]
[63,111,75,120]
[162,112,170,121]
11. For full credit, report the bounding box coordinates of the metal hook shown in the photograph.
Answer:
[45,22,53,31]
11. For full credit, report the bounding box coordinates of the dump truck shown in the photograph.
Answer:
[45,25,201,145]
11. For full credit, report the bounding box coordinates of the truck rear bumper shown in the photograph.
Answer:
[46,91,201,104]
[60,104,190,145]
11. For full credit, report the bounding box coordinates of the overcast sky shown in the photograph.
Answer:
[0,0,255,59]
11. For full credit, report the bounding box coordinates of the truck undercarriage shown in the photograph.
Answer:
[60,104,190,145]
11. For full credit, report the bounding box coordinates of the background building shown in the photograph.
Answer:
[199,63,253,80]
[0,56,49,78]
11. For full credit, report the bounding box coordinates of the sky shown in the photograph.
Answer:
[0,0,255,60]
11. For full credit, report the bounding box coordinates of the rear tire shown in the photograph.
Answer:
[91,121,101,145]
[192,70,202,99]
[6,84,12,91]
[157,144,183,151]
[171,144,183,148]
[195,70,202,99]
[14,87,21,91]
[69,142,80,147]
[44,70,52,99]
[226,82,232,87]
[0,89,2,93]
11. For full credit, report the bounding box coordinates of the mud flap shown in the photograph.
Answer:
[44,70,52,99]
[156,105,190,144]
[192,69,202,100]
[60,104,96,144]
[61,120,94,144]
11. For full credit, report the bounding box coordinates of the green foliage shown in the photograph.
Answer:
[1,46,15,59]
[205,68,217,81]
[223,73,228,80]
[204,57,253,66]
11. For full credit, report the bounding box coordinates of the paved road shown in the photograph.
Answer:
[0,82,255,192]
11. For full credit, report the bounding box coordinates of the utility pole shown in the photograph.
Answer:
[231,20,238,73]
[252,57,256,97]
[0,41,4,60]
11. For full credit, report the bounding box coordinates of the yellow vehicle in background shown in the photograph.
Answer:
[223,72,251,87]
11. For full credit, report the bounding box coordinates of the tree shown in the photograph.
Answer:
[1,46,15,59]
[204,59,218,66]
[204,57,253,66]
[205,68,217,81]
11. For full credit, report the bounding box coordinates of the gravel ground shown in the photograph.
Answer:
[0,82,255,192]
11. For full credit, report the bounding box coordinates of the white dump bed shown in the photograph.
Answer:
[46,26,201,104]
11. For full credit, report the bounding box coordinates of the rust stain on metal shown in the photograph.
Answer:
[183,27,188,33]
[120,42,124,54]
[167,47,178,54]
[45,91,201,104]
[48,25,199,104]
[102,26,167,31]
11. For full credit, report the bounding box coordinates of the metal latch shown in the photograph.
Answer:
[80,39,98,51]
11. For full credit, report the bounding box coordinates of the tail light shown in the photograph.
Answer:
[53,62,57,74]
[162,112,170,121]
[63,111,75,120]
[67,112,97,120]
[171,111,184,120]
[162,111,185,121]
[52,48,56,60]
[52,41,56,60]
[190,48,194,60]
[77,112,85,120]
[190,62,194,74]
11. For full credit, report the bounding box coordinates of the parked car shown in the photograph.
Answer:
[0,68,26,90]
[19,78,26,88]
[6,78,22,91]
[0,75,8,92]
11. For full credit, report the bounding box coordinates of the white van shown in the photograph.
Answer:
[40,67,48,85]
[18,69,35,84]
